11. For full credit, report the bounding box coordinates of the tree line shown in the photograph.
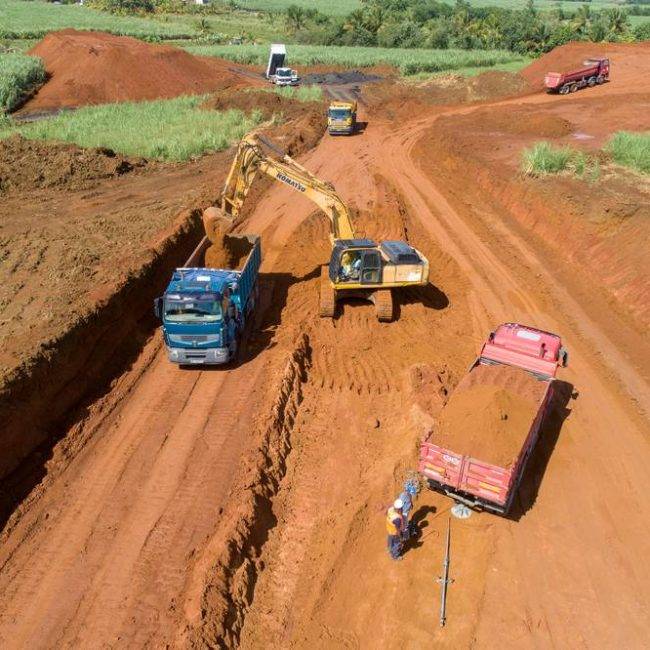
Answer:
[282,0,647,54]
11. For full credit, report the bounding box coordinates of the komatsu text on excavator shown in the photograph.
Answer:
[203,132,429,321]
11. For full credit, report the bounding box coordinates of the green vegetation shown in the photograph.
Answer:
[0,52,46,112]
[0,95,264,160]
[405,56,531,79]
[270,84,323,101]
[606,131,650,173]
[522,141,592,176]
[233,0,360,15]
[272,0,637,54]
[186,43,523,74]
[0,0,196,40]
[1,0,287,43]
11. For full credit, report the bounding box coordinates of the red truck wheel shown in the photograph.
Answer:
[559,84,570,95]
[596,75,605,84]
[570,83,579,93]
[588,76,597,87]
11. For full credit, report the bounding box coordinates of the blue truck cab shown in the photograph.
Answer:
[154,234,261,365]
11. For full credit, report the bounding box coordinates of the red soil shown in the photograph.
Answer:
[1,36,649,650]
[22,30,255,112]
[435,364,548,467]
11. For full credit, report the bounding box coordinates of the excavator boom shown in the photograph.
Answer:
[219,133,355,241]
[204,131,429,322]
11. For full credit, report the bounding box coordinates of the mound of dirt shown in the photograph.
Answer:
[202,88,320,120]
[435,364,547,467]
[0,135,146,194]
[468,70,530,99]
[203,89,326,158]
[519,41,650,90]
[22,30,251,113]
[462,107,573,138]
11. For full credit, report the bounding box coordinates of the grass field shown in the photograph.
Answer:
[606,131,650,174]
[406,57,531,81]
[0,0,196,40]
[0,96,265,161]
[0,53,46,112]
[0,0,288,42]
[186,43,524,75]
[233,0,360,15]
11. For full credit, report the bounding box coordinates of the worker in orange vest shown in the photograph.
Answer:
[386,498,406,560]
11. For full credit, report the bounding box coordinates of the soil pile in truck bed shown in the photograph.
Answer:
[434,364,548,467]
[204,234,254,270]
[22,30,249,113]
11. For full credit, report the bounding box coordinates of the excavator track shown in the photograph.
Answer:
[373,289,393,322]
[319,266,336,318]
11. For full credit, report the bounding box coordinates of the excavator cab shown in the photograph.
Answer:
[330,240,382,285]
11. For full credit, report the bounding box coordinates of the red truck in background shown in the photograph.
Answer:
[545,57,610,94]
[418,323,568,515]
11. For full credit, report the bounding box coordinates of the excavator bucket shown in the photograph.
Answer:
[202,206,234,244]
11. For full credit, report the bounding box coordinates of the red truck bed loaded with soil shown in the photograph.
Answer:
[545,57,610,94]
[418,323,567,514]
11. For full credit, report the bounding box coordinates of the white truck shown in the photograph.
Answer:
[265,44,299,86]
[273,67,299,86]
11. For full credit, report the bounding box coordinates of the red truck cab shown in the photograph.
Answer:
[545,58,610,94]
[418,323,567,515]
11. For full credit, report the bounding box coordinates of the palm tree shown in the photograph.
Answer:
[606,7,628,35]
[572,4,592,33]
[285,5,306,32]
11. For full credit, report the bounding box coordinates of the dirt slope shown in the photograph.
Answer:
[22,30,255,112]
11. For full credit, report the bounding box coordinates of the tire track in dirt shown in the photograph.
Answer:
[374,107,650,648]
[230,124,477,646]
[0,346,271,647]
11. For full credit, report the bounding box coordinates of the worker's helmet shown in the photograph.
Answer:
[393,498,404,510]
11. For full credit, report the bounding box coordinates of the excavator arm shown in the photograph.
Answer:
[217,132,356,241]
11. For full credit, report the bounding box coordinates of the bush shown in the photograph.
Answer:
[0,53,46,112]
[633,21,650,39]
[522,141,592,177]
[606,131,650,173]
[0,95,265,161]
[87,0,155,14]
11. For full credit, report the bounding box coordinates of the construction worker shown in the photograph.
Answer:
[386,498,405,560]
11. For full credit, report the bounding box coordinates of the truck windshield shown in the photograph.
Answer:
[329,109,350,119]
[164,299,222,323]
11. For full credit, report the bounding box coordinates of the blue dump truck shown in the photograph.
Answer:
[154,234,261,365]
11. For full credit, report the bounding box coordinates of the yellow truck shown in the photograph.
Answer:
[327,100,357,135]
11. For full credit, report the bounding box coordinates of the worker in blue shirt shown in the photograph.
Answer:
[399,480,419,540]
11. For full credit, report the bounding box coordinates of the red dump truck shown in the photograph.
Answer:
[418,323,567,515]
[545,57,610,95]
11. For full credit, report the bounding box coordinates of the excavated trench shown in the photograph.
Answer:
[0,209,203,526]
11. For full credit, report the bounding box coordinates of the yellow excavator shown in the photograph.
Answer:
[203,132,429,321]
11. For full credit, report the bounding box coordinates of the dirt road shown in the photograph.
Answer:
[235,91,650,649]
[1,53,649,648]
